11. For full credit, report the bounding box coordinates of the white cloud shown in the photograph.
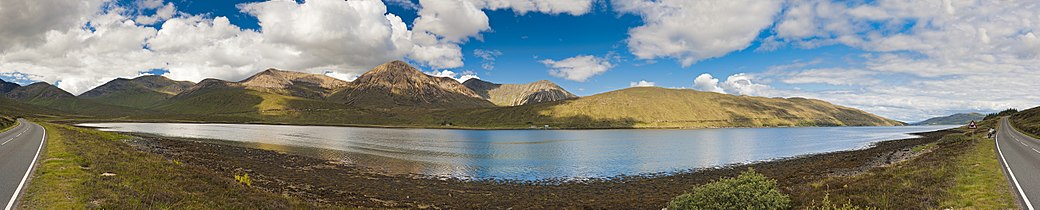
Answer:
[412,0,489,43]
[135,2,177,25]
[692,73,771,96]
[692,74,725,93]
[614,0,784,66]
[541,55,614,82]
[0,0,107,52]
[759,0,1040,121]
[324,71,360,82]
[425,69,479,83]
[629,80,655,87]
[473,49,502,70]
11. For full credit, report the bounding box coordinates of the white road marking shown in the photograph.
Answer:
[998,120,1035,210]
[0,126,29,146]
[4,123,46,210]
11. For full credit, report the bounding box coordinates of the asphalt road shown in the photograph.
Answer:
[0,119,46,210]
[997,117,1040,210]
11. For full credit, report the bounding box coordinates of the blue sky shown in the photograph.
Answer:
[1,0,1039,122]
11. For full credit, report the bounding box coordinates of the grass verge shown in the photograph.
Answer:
[940,132,1016,208]
[19,122,316,209]
[793,128,1015,209]
[0,116,18,133]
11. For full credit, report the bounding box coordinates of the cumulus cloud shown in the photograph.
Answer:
[629,80,655,87]
[758,0,1040,121]
[692,74,725,93]
[135,2,177,25]
[425,69,480,83]
[614,0,784,66]
[0,0,107,52]
[692,73,771,96]
[541,55,614,82]
[0,0,592,94]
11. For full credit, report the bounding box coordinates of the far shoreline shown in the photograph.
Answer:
[55,117,930,131]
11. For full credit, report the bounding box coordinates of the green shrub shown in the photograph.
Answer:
[667,168,791,210]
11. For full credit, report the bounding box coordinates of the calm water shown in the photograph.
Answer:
[79,123,955,180]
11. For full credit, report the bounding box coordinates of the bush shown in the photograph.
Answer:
[667,168,791,210]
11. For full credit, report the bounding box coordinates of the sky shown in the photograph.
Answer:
[0,0,1038,122]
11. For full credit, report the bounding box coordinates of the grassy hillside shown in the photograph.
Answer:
[439,87,904,128]
[0,97,64,118]
[122,87,905,129]
[1010,106,1040,136]
[913,113,985,125]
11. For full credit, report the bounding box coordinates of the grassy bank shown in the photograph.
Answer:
[19,122,315,209]
[784,127,1014,209]
[0,115,16,132]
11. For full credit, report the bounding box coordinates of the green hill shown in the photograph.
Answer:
[1010,106,1040,136]
[79,75,194,109]
[437,87,905,128]
[912,113,985,125]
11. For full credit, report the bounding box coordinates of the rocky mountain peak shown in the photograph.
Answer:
[463,79,577,106]
[240,68,349,90]
[330,60,493,108]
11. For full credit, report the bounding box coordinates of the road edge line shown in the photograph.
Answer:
[997,119,1035,210]
[4,121,45,210]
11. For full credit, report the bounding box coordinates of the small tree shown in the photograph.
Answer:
[667,168,791,210]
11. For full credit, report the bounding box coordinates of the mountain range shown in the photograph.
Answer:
[0,60,905,128]
[912,113,985,125]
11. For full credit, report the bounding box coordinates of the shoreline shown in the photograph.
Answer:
[115,126,958,208]
[60,117,920,131]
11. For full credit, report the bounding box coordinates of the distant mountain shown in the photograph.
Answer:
[441,87,905,128]
[328,60,493,109]
[239,68,349,99]
[912,113,985,125]
[463,79,577,106]
[0,79,18,93]
[2,82,150,117]
[79,75,195,108]
[41,60,905,129]
[4,82,75,102]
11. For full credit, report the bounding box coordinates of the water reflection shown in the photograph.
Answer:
[80,123,955,180]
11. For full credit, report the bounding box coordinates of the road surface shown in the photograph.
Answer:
[997,117,1040,210]
[0,119,46,210]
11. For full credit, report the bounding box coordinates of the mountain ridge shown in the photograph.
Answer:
[912,113,985,125]
[463,78,577,106]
